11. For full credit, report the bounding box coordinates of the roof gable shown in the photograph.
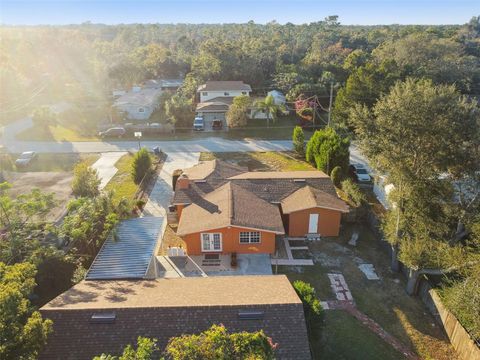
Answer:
[281,186,349,214]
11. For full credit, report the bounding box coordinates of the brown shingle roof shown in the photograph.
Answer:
[195,101,229,112]
[281,185,349,214]
[172,160,342,205]
[39,276,311,360]
[42,276,300,310]
[197,81,252,92]
[177,182,285,235]
[228,170,329,180]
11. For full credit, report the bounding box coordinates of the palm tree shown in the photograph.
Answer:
[253,95,285,128]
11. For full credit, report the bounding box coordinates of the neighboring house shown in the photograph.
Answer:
[39,275,311,360]
[197,81,251,102]
[172,160,348,256]
[195,81,252,125]
[268,90,286,105]
[85,217,164,280]
[113,86,162,120]
[195,96,233,123]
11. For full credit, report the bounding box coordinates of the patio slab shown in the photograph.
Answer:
[170,253,273,276]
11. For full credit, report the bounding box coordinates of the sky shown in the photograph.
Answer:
[0,0,479,26]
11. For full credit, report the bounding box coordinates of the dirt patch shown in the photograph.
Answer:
[159,225,187,255]
[5,171,73,221]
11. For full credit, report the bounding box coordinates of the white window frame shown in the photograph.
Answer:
[201,233,222,252]
[239,231,261,244]
[202,92,208,96]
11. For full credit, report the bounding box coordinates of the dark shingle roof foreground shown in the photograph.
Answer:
[40,275,311,360]
[85,217,163,280]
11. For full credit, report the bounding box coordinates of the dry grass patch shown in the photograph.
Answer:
[199,151,315,172]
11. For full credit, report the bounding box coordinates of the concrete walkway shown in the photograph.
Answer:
[91,152,127,189]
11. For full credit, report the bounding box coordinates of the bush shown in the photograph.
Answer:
[341,179,366,207]
[292,126,305,155]
[330,166,342,188]
[165,324,276,360]
[131,148,152,185]
[135,199,146,210]
[72,163,100,198]
[305,127,349,175]
[293,280,322,323]
[226,95,250,128]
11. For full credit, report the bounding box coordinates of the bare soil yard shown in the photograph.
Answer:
[4,171,73,221]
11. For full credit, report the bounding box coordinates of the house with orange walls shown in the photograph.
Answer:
[172,160,348,256]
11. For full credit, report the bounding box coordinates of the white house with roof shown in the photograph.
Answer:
[197,81,251,102]
[113,86,163,120]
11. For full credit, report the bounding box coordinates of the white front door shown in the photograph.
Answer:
[308,214,319,233]
[201,233,222,252]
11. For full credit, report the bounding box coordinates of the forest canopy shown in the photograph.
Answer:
[1,16,479,124]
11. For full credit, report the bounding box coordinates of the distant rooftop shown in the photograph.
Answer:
[113,87,162,106]
[85,217,163,280]
[42,275,301,310]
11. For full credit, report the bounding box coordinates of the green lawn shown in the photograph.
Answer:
[199,151,315,171]
[317,311,402,360]
[278,224,457,360]
[15,114,312,141]
[104,153,138,205]
[7,153,99,172]
[16,124,99,141]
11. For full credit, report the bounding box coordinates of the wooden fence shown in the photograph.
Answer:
[418,279,480,360]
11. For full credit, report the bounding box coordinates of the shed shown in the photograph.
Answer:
[85,217,164,280]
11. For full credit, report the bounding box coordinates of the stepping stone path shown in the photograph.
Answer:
[324,273,419,360]
[348,231,359,246]
[327,273,353,301]
[358,263,380,280]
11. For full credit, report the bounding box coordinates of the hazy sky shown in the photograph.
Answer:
[1,0,479,25]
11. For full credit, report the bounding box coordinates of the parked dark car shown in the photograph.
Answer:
[212,119,223,130]
[98,127,126,138]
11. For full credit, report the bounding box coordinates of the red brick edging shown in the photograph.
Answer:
[326,300,419,360]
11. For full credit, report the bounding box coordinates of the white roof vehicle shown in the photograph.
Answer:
[352,163,371,182]
[15,151,37,167]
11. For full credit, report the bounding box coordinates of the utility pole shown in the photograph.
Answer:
[312,96,316,128]
[327,81,334,127]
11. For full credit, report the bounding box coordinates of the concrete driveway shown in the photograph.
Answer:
[91,152,127,189]
[142,152,200,217]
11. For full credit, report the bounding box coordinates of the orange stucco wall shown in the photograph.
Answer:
[287,207,342,237]
[181,226,276,255]
[176,205,184,218]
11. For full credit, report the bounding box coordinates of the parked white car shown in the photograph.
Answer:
[351,163,371,182]
[15,151,37,167]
